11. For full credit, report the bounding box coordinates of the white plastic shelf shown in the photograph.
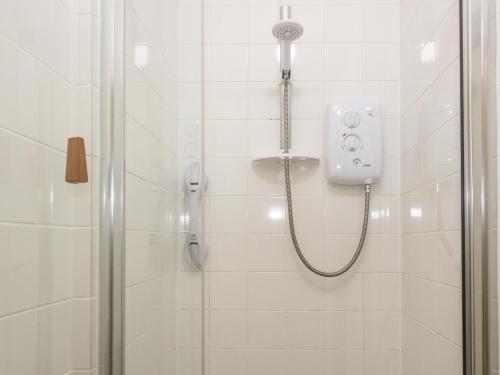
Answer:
[251,153,320,163]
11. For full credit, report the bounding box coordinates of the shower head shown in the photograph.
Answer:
[272,20,304,42]
[272,19,304,75]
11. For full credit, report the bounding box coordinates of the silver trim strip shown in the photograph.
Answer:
[99,0,126,374]
[461,0,487,373]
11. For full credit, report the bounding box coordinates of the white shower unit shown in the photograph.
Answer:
[327,100,383,185]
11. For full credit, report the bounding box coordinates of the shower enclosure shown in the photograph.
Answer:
[0,0,498,374]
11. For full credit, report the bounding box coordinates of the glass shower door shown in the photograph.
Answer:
[120,0,204,374]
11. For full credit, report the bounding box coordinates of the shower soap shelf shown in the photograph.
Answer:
[252,153,320,163]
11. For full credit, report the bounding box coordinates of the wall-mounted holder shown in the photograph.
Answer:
[185,161,208,269]
[65,137,88,184]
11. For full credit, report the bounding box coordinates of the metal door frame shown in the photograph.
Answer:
[99,0,126,374]
[461,0,490,373]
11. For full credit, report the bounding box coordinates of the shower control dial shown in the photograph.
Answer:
[343,134,361,152]
[342,111,361,129]
[327,100,382,185]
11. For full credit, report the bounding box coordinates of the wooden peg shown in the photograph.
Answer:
[65,137,88,184]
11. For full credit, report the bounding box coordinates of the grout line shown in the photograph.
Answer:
[400,170,461,196]
[0,30,75,86]
[402,229,461,235]
[400,113,460,157]
[203,309,400,314]
[402,272,461,290]
[400,0,459,79]
[125,273,177,290]
[125,54,178,114]
[0,123,69,155]
[400,55,460,119]
[0,221,91,229]
[401,311,463,350]
[125,170,178,196]
[57,0,92,16]
[0,298,86,321]
[126,228,178,234]
[124,320,167,348]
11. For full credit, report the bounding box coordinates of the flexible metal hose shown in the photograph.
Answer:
[282,77,372,277]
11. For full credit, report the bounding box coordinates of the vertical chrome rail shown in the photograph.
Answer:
[280,79,291,151]
[100,0,126,374]
[279,5,292,151]
[461,0,487,373]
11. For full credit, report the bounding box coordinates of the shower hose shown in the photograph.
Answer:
[282,78,372,277]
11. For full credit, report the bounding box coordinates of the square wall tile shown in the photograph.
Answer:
[362,4,400,42]
[207,6,249,44]
[365,311,401,350]
[325,5,363,42]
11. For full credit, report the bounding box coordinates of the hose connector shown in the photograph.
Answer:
[364,184,372,193]
[282,69,291,81]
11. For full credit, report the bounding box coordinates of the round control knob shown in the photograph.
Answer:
[343,134,361,152]
[342,111,361,129]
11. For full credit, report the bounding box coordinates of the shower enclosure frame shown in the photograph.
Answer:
[461,0,493,374]
[95,0,492,373]
[99,0,126,374]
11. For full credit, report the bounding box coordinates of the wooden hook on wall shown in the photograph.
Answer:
[65,137,88,184]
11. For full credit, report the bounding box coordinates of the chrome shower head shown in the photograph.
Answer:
[272,17,303,75]
[272,20,304,42]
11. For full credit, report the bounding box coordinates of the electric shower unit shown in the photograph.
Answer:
[272,5,383,278]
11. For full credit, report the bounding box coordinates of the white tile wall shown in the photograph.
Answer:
[400,1,463,374]
[0,0,470,374]
[0,0,96,373]
[203,1,402,375]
